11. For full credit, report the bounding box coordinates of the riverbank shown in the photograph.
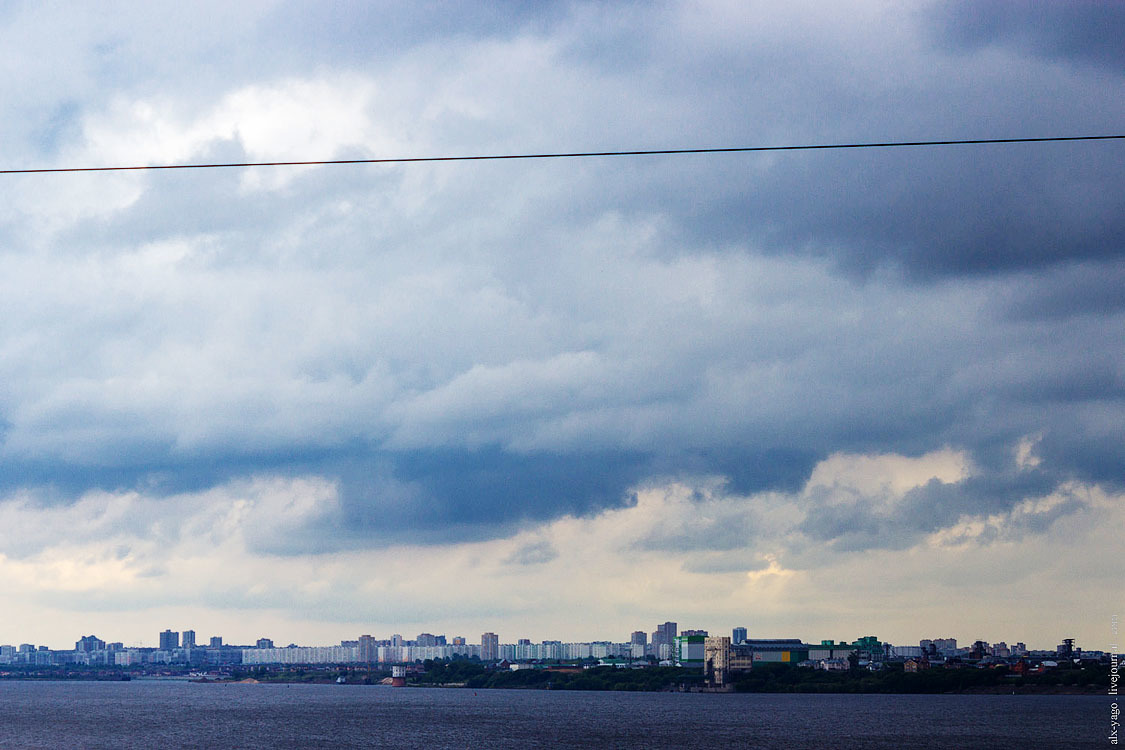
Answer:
[1,662,1110,696]
[414,661,1110,695]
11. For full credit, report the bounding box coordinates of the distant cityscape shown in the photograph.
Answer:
[1,623,1109,687]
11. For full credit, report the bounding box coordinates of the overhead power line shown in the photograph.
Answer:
[2,135,1121,175]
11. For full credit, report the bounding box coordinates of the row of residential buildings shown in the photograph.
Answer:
[0,625,1099,676]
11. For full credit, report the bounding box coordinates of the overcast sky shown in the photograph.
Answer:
[0,0,1122,650]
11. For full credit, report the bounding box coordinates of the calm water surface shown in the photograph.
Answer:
[0,681,1107,749]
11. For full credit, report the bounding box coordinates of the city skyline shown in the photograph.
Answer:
[0,620,1080,656]
[8,622,1101,689]
[0,2,1121,651]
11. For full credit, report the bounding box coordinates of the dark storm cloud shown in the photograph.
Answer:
[333,449,651,539]
[798,468,1065,552]
[649,448,817,497]
[898,470,1059,529]
[572,3,1125,281]
[932,0,1125,68]
[259,0,575,63]
[645,143,1125,279]
[994,261,1125,322]
[1035,420,1125,488]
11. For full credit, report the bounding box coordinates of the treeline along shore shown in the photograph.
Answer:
[412,660,1108,694]
[0,660,1109,694]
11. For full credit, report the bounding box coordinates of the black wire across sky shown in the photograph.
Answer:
[1,135,1122,175]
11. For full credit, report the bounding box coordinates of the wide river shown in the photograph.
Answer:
[0,681,1109,748]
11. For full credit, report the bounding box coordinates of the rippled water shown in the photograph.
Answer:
[0,681,1107,749]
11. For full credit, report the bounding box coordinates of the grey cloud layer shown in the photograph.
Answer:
[933,0,1125,68]
[0,1,1121,552]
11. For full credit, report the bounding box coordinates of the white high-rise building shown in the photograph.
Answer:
[481,632,499,661]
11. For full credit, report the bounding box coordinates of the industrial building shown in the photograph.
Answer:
[674,634,706,668]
